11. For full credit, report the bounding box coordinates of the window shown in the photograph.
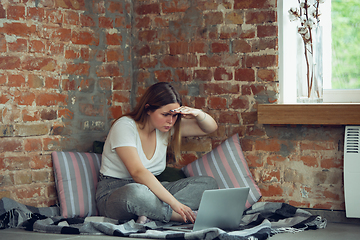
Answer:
[278,0,360,103]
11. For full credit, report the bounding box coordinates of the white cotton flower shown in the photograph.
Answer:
[304,31,311,40]
[298,26,308,34]
[300,16,307,24]
[305,17,316,28]
[308,5,316,16]
[289,12,298,21]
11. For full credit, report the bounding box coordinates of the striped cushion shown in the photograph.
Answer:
[52,151,101,218]
[182,134,261,209]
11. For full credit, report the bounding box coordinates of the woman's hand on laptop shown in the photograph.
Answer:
[171,202,196,223]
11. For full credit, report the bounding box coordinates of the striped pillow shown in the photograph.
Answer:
[182,134,261,209]
[52,151,101,218]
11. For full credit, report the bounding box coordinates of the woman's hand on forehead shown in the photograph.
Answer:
[170,106,203,118]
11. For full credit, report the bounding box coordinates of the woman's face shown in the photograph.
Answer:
[148,103,180,132]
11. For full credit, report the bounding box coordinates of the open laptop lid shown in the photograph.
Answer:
[193,187,250,231]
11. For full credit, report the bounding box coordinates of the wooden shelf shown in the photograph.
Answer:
[258,104,360,125]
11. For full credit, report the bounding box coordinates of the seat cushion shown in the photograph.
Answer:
[182,134,262,209]
[52,151,101,218]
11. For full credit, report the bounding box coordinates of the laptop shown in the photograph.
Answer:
[165,187,250,232]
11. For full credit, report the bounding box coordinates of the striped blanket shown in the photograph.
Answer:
[0,197,326,239]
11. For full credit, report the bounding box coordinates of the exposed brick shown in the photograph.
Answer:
[96,63,121,77]
[109,105,122,119]
[7,5,25,20]
[200,55,222,67]
[219,111,240,124]
[72,31,99,46]
[242,111,258,125]
[1,22,37,37]
[2,156,31,170]
[220,26,240,39]
[0,138,23,152]
[40,109,57,120]
[230,96,249,109]
[63,62,90,75]
[252,38,278,52]
[208,97,227,110]
[27,7,45,21]
[108,1,123,14]
[245,55,277,68]
[99,17,113,28]
[22,109,41,122]
[193,69,212,81]
[98,78,112,91]
[14,91,35,105]
[64,10,80,25]
[0,56,21,70]
[42,26,71,41]
[320,157,343,169]
[162,55,197,68]
[32,170,51,183]
[22,57,57,71]
[299,155,319,167]
[258,25,278,37]
[235,68,255,82]
[0,125,14,137]
[259,184,284,197]
[245,10,276,24]
[234,0,276,9]
[43,137,61,151]
[261,169,281,183]
[135,3,160,15]
[211,42,229,53]
[55,0,86,10]
[112,91,130,104]
[258,69,276,81]
[214,68,232,81]
[0,35,6,52]
[233,39,251,53]
[205,12,223,25]
[135,16,151,29]
[189,41,208,53]
[138,30,157,42]
[14,171,33,185]
[0,4,5,18]
[14,185,43,200]
[181,138,212,152]
[24,138,42,152]
[46,9,63,24]
[203,83,239,95]
[15,124,49,137]
[161,1,190,13]
[225,12,244,24]
[8,74,26,87]
[29,40,46,53]
[35,92,67,106]
[154,70,172,82]
[179,153,198,166]
[169,42,188,55]
[80,14,96,27]
[8,38,27,52]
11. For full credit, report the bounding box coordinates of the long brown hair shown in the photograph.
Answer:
[124,82,183,162]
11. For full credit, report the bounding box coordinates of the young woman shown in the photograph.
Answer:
[95,82,218,224]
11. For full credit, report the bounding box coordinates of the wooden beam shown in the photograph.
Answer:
[258,104,360,125]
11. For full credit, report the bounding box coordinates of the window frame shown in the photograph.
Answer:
[278,0,360,104]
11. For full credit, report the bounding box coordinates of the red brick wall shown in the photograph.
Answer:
[0,0,132,206]
[0,0,346,211]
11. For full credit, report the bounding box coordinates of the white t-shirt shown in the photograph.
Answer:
[100,116,168,179]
